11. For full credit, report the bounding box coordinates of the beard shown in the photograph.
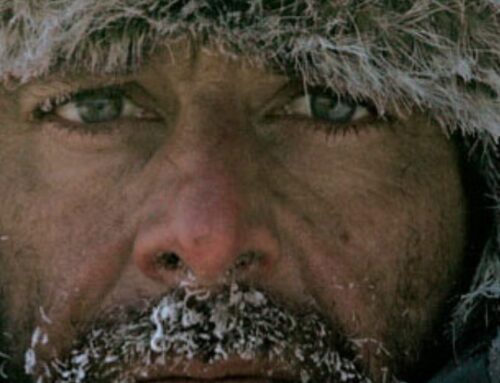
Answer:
[18,282,372,383]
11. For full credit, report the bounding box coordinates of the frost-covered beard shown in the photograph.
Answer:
[24,283,372,383]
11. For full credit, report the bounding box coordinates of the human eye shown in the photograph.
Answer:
[275,88,377,126]
[35,86,159,125]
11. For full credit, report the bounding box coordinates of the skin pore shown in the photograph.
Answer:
[0,42,466,382]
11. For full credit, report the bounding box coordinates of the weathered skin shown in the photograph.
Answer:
[0,43,467,381]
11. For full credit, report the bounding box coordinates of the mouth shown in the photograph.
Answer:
[134,356,297,383]
[140,380,289,383]
[24,283,368,383]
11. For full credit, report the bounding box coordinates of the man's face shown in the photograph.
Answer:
[0,44,466,382]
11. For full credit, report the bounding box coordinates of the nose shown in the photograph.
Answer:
[133,160,280,285]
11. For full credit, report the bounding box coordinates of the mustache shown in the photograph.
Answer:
[26,283,371,383]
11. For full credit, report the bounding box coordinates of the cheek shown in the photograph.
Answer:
[269,120,466,361]
[0,130,143,350]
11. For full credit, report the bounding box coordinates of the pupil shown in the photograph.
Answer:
[311,94,355,123]
[76,95,123,123]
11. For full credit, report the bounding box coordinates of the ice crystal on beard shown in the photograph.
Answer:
[26,283,372,383]
[24,326,49,375]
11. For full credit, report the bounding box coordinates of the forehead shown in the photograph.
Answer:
[140,42,289,90]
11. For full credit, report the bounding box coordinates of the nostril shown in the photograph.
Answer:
[155,251,182,270]
[233,250,263,270]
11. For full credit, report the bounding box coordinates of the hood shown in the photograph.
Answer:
[0,0,498,381]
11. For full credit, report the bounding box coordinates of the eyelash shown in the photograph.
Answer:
[35,92,74,116]
[37,84,125,108]
[271,89,378,129]
[33,87,144,127]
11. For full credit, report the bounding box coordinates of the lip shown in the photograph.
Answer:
[140,380,286,383]
[134,355,297,383]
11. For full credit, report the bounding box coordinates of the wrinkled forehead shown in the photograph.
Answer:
[10,43,290,120]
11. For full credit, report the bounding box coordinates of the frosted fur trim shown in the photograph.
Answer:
[452,134,499,336]
[0,0,498,343]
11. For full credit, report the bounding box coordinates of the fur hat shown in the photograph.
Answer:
[0,0,498,380]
